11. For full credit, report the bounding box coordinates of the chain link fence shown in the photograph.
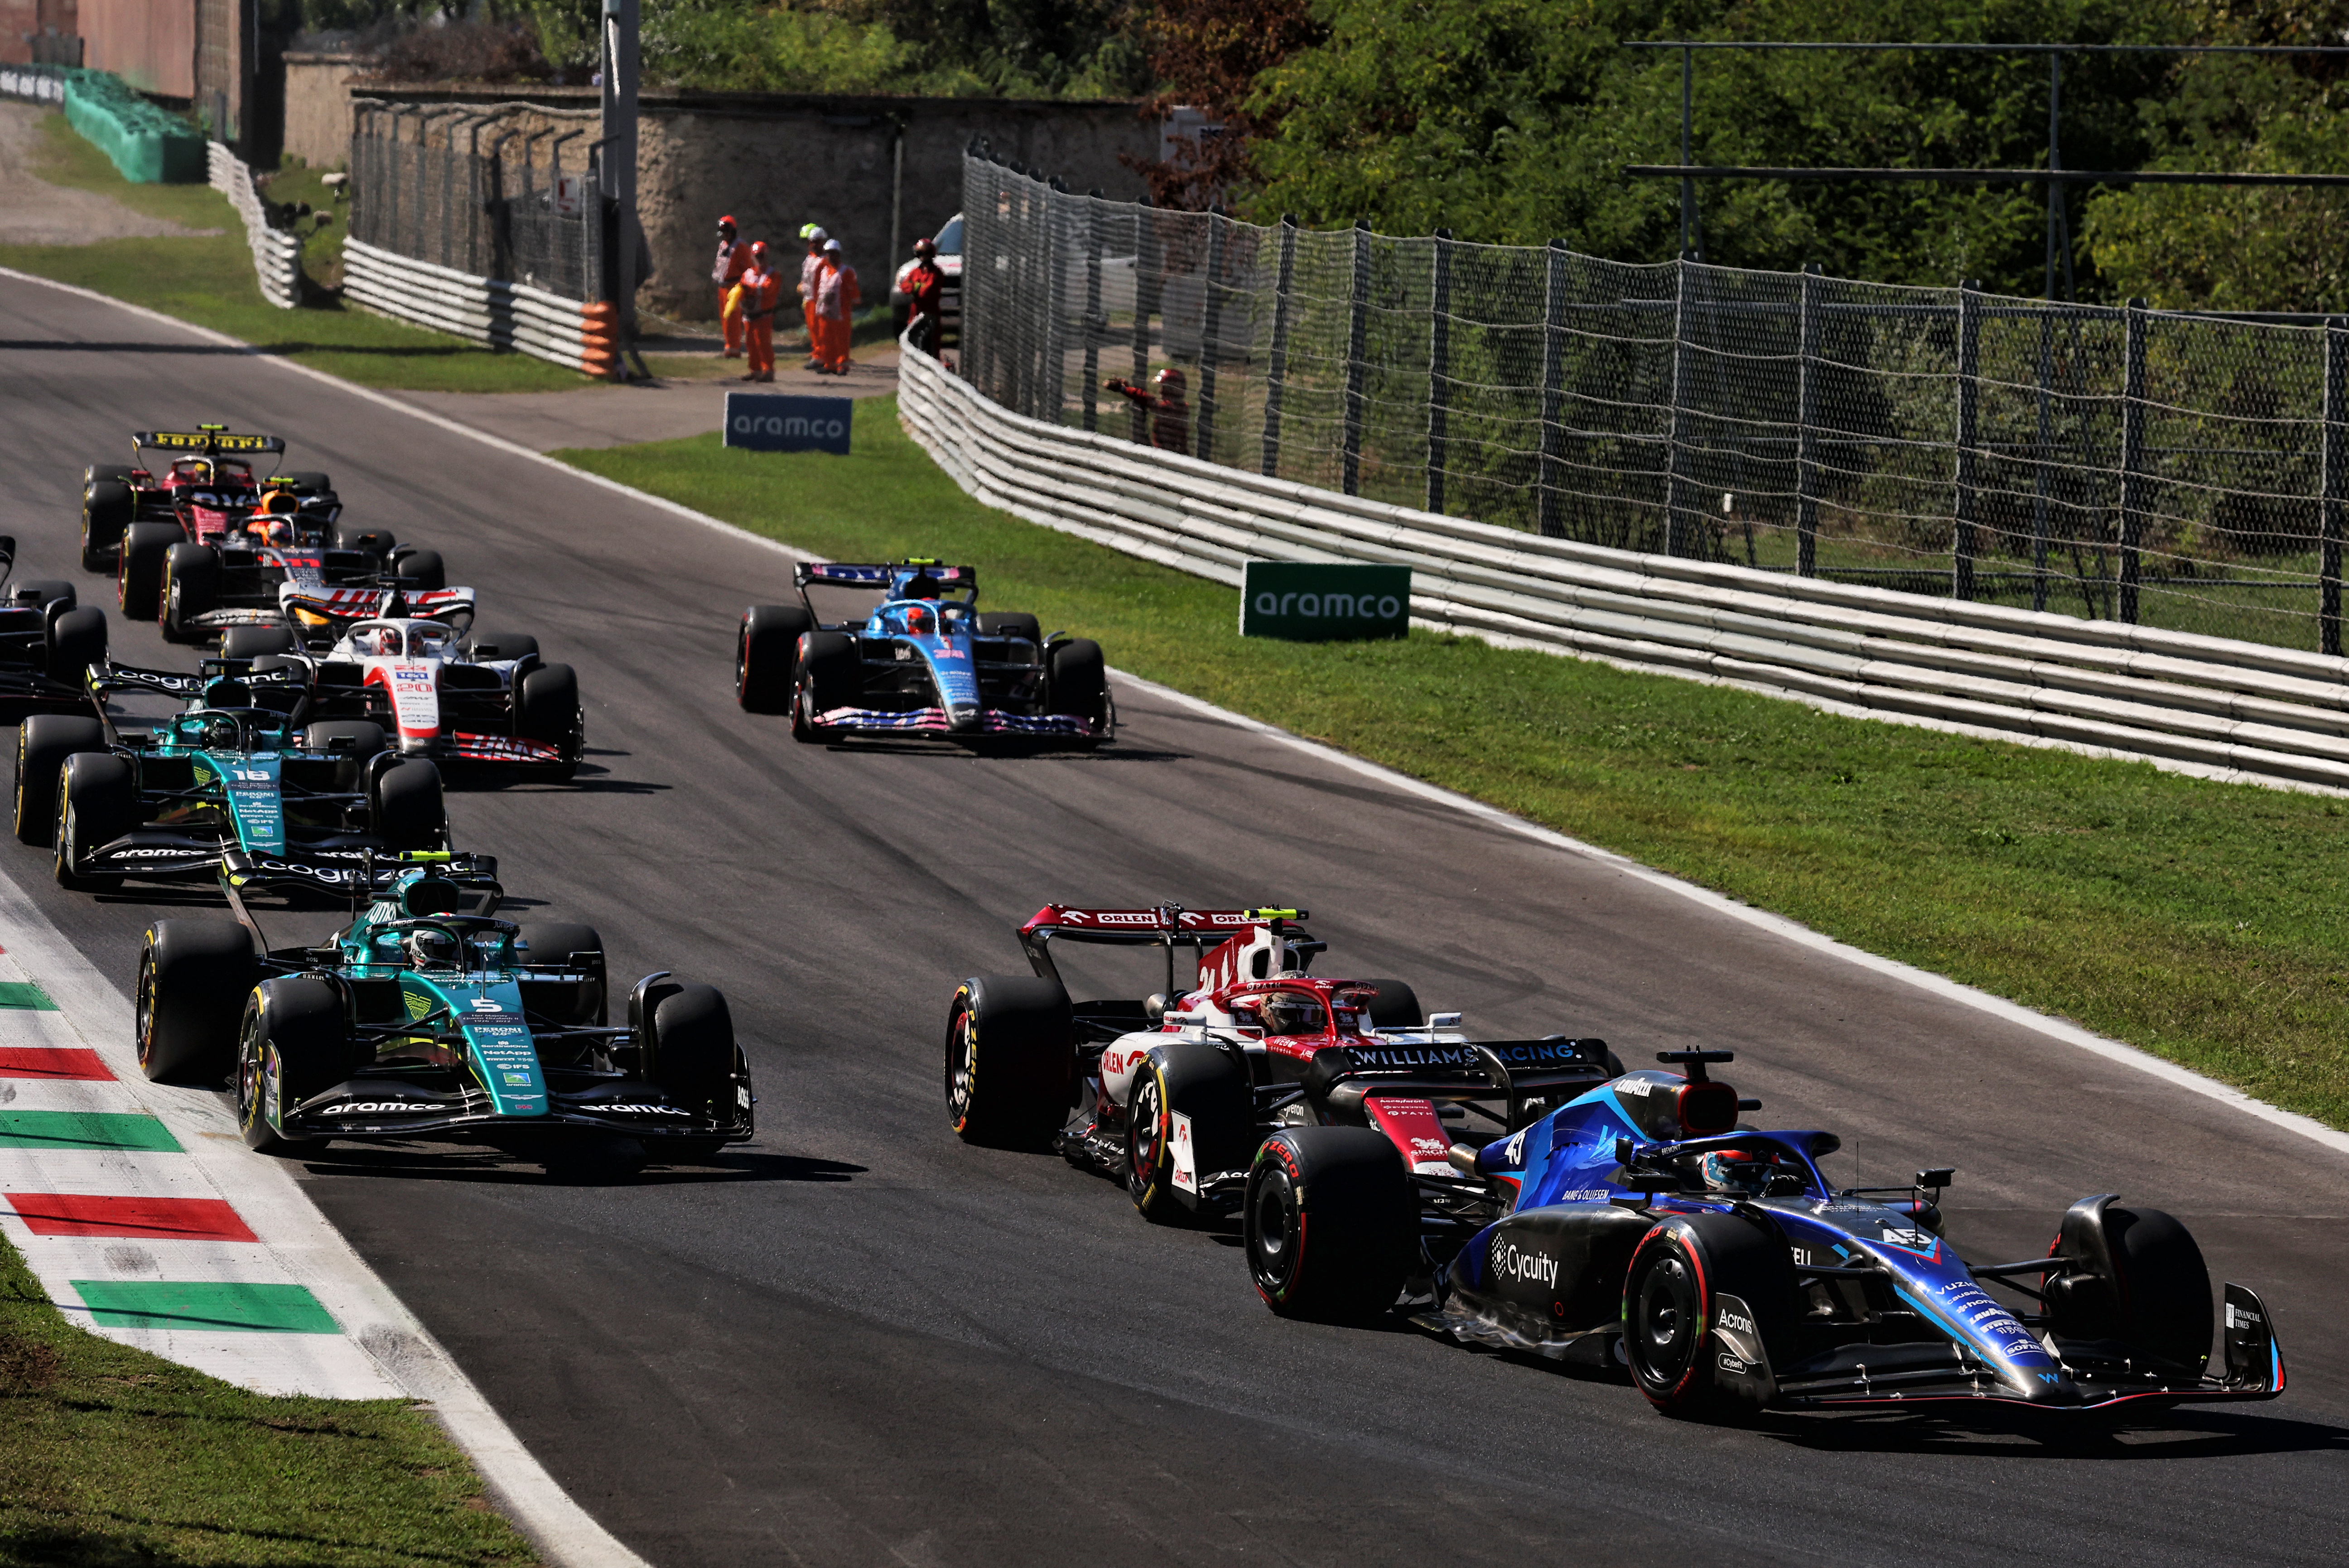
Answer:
[347,101,603,305]
[960,150,2349,657]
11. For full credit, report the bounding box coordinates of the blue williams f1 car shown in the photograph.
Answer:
[735,560,1112,746]
[1243,1048,2284,1421]
[135,853,754,1162]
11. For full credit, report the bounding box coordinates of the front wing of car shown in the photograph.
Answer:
[276,1077,755,1144]
[811,704,1099,737]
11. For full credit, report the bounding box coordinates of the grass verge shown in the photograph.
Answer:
[0,112,592,395]
[561,396,2349,1131]
[0,1235,537,1566]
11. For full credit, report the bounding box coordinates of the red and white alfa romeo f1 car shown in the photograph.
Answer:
[943,904,1616,1221]
[222,613,583,779]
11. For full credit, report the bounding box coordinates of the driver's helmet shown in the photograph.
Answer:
[403,926,460,970]
[248,514,295,546]
[352,624,399,656]
[192,713,241,750]
[1259,989,1322,1036]
[408,623,453,659]
[1699,1148,1775,1196]
[903,604,935,636]
[174,458,213,484]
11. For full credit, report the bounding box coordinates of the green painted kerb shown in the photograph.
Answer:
[1239,561,1411,642]
[71,1280,341,1334]
[0,1110,181,1151]
[0,980,59,1010]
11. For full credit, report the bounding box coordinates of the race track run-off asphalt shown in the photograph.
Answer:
[2,266,2347,1568]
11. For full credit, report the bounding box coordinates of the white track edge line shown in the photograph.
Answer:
[1110,667,2349,1162]
[12,266,2338,1154]
[0,858,651,1568]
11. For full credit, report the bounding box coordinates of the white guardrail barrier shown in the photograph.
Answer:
[0,65,68,104]
[898,343,2349,792]
[342,238,614,376]
[207,141,302,309]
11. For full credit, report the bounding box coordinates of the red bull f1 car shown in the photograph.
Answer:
[1233,1045,2286,1423]
[77,425,446,641]
[736,560,1111,746]
[943,905,1611,1221]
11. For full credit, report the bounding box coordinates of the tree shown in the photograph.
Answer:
[1122,0,1325,208]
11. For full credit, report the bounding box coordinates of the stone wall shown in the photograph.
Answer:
[352,85,1153,321]
[77,0,191,97]
[282,51,358,168]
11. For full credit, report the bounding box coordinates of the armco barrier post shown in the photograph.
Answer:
[1797,262,1819,577]
[1664,257,1692,557]
[1954,280,1981,602]
[1538,239,1567,538]
[1261,214,1297,478]
[1043,178,1069,423]
[1428,229,1452,516]
[2120,299,2146,625]
[2325,319,2345,657]
[2032,307,2054,612]
[1343,218,1371,496]
[1196,211,1226,461]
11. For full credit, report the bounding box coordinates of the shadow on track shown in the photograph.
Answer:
[299,1143,864,1188]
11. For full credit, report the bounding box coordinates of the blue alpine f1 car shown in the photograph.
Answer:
[735,560,1112,746]
[1243,1047,2285,1420]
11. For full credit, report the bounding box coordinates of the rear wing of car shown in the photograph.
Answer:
[280,584,477,634]
[87,657,306,703]
[1018,904,1318,993]
[134,427,285,458]
[796,561,977,589]
[220,847,502,910]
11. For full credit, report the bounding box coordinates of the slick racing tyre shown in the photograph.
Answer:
[1126,1038,1254,1222]
[975,611,1041,647]
[116,522,177,620]
[516,923,606,1028]
[368,758,446,850]
[333,524,394,556]
[791,632,857,743]
[236,979,350,1154]
[642,982,740,1131]
[160,543,219,642]
[392,549,446,592]
[14,714,105,847]
[738,604,812,713]
[469,630,536,661]
[82,478,133,570]
[1245,1127,1413,1322]
[304,721,388,766]
[1351,978,1423,1029]
[2045,1198,2214,1378]
[516,663,579,748]
[17,579,73,615]
[1046,637,1109,742]
[283,471,334,497]
[1622,1212,1800,1420]
[53,751,134,892]
[222,626,297,660]
[944,974,1071,1147]
[138,919,260,1084]
[45,608,107,685]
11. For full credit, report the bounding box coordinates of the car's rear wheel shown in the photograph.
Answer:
[516,923,605,1028]
[236,979,349,1154]
[15,715,105,847]
[117,523,177,620]
[369,757,445,850]
[943,974,1071,1147]
[738,603,812,713]
[223,626,297,660]
[283,471,333,497]
[392,549,445,592]
[470,629,536,661]
[334,523,393,556]
[1244,1127,1412,1321]
[81,480,133,571]
[976,611,1041,646]
[54,751,134,891]
[160,543,218,642]
[138,919,259,1084]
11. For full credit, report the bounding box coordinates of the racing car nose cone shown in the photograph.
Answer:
[946,702,981,732]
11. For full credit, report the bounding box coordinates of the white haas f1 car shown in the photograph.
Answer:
[944,905,1616,1222]
[220,607,581,779]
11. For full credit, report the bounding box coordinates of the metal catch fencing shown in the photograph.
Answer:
[347,99,604,307]
[961,150,2349,659]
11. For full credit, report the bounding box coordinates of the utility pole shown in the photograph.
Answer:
[599,0,646,378]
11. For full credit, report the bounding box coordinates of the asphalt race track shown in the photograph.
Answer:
[4,274,2345,1567]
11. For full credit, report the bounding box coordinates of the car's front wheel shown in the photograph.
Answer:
[1244,1127,1412,1322]
[236,979,349,1154]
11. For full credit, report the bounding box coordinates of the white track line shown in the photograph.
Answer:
[0,864,651,1568]
[6,268,2338,1161]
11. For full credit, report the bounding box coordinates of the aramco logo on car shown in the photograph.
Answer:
[1240,561,1411,642]
[723,392,853,455]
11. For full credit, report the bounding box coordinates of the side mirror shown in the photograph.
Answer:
[1428,1011,1463,1030]
[1915,1168,1955,1192]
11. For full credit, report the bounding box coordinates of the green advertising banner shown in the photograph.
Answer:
[1239,561,1412,641]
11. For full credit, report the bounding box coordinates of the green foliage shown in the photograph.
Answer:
[0,1238,538,1566]
[1246,0,2182,297]
[642,0,911,92]
[565,398,2349,1130]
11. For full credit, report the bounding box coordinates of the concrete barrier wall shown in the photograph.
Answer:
[897,342,2349,793]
